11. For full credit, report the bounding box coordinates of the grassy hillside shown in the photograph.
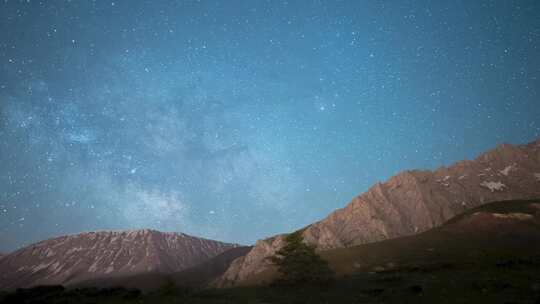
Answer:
[324,199,540,276]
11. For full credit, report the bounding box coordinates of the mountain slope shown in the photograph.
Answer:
[0,229,237,290]
[72,246,252,291]
[217,138,540,286]
[326,199,540,276]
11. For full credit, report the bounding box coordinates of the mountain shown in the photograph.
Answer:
[217,138,540,287]
[233,199,540,285]
[0,229,237,290]
[72,246,252,291]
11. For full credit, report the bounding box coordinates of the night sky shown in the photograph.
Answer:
[1,1,539,252]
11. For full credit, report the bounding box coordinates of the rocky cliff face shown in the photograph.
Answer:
[0,229,236,289]
[217,138,540,286]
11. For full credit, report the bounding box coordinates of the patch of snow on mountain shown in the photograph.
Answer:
[436,175,451,187]
[49,261,60,271]
[105,266,114,274]
[88,259,101,272]
[500,164,515,176]
[44,248,55,258]
[66,246,83,255]
[492,213,533,220]
[32,262,52,273]
[480,181,506,192]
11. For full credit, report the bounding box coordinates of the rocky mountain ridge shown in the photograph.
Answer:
[0,229,236,289]
[217,138,540,287]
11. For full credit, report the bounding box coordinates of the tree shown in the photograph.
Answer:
[269,230,334,285]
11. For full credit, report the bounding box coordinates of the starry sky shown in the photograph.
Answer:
[1,1,539,252]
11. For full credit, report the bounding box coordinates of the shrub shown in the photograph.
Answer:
[269,230,334,285]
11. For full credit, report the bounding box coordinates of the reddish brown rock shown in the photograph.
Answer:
[0,229,236,289]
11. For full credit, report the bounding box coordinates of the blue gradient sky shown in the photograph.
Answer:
[1,1,539,252]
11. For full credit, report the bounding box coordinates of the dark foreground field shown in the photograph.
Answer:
[2,258,540,304]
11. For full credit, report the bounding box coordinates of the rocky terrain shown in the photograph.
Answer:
[0,229,237,289]
[217,138,540,287]
[72,246,252,291]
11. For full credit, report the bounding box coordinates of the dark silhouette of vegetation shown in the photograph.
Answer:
[154,279,193,299]
[269,230,334,285]
[0,285,141,304]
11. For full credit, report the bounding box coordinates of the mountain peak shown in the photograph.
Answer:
[0,229,236,289]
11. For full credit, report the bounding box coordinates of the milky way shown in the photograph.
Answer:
[1,1,539,251]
